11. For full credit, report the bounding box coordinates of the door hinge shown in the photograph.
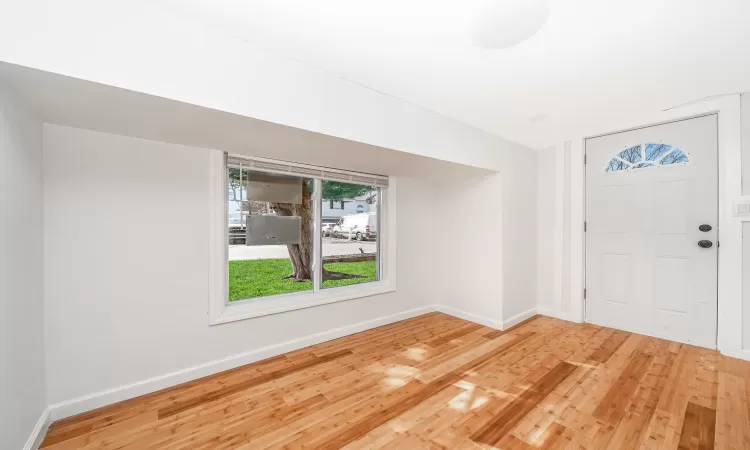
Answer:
[584,288,587,299]
[584,154,587,164]
[584,221,587,232]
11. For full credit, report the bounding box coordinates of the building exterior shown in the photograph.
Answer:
[321,193,377,221]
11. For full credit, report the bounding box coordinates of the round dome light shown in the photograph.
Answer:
[472,0,550,49]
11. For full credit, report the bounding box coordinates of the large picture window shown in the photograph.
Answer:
[213,154,390,321]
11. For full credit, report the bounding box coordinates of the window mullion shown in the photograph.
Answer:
[312,178,323,293]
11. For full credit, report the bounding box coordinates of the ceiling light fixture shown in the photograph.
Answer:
[472,0,550,49]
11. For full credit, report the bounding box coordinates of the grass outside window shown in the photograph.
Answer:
[229,259,377,301]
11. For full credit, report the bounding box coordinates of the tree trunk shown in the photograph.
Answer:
[272,182,364,282]
[271,182,314,282]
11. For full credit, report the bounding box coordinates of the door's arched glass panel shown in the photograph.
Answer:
[604,143,689,173]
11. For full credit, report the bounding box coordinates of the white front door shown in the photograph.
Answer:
[585,115,718,348]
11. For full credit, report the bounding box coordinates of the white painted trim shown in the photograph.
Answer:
[213,282,397,325]
[207,149,228,325]
[207,152,398,325]
[719,347,750,362]
[312,178,323,292]
[23,407,51,450]
[552,145,565,316]
[714,98,743,356]
[48,304,433,421]
[570,138,585,323]
[560,96,746,359]
[537,306,578,323]
[502,308,538,330]
[433,305,503,330]
[433,306,538,331]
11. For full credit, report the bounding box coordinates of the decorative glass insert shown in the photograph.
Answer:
[605,144,689,172]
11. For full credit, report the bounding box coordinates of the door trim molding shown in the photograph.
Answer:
[584,112,720,141]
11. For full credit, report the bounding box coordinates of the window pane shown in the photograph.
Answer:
[605,158,630,172]
[645,143,672,161]
[321,182,379,289]
[660,148,689,165]
[227,166,314,301]
[616,145,642,164]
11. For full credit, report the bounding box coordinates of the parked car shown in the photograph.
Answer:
[321,221,336,237]
[332,213,377,241]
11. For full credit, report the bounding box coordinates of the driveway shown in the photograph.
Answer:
[229,237,377,261]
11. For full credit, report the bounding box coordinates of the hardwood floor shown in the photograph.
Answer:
[40,313,750,449]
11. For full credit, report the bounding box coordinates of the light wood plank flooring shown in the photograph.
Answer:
[40,313,750,449]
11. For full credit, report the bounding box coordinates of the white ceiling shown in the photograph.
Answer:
[156,0,750,149]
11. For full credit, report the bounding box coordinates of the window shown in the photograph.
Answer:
[210,152,393,324]
[605,143,689,172]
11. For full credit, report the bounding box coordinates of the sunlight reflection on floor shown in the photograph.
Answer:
[405,347,426,361]
[379,364,421,388]
[449,380,489,411]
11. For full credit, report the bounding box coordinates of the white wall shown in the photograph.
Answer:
[743,221,750,349]
[742,94,750,196]
[0,85,46,448]
[499,147,538,324]
[536,147,557,315]
[436,174,505,327]
[435,147,537,329]
[742,94,750,349]
[0,0,533,172]
[42,125,443,412]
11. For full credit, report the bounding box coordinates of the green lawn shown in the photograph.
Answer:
[229,259,377,301]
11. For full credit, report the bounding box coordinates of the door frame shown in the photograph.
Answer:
[583,113,720,347]
[557,95,745,360]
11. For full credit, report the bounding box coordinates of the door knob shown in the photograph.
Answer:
[699,224,712,232]
[698,240,713,248]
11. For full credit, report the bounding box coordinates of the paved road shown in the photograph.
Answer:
[229,238,377,261]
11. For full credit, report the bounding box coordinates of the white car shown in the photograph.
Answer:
[332,213,377,241]
[321,222,336,237]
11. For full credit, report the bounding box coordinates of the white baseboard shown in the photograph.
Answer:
[536,307,581,324]
[502,308,538,330]
[434,305,539,331]
[48,305,435,421]
[434,305,503,330]
[24,407,51,450]
[719,347,750,362]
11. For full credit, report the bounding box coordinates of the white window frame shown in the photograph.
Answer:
[208,150,397,325]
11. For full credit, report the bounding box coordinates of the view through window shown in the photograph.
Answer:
[321,181,379,289]
[228,166,314,300]
[227,162,381,301]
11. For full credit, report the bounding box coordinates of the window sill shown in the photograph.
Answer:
[209,281,396,325]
